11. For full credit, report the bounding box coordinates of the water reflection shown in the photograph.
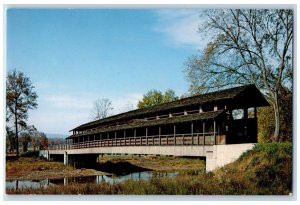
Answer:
[6,171,178,190]
[6,179,49,190]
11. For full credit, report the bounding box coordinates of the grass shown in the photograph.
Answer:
[6,143,292,195]
[6,156,78,180]
[6,157,72,177]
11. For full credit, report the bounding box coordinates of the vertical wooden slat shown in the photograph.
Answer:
[174,125,176,145]
[159,126,161,146]
[134,129,136,146]
[214,120,216,145]
[191,122,194,145]
[100,133,102,147]
[124,130,126,146]
[203,122,205,145]
[146,128,148,146]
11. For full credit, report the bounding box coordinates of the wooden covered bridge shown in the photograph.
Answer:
[46,84,269,171]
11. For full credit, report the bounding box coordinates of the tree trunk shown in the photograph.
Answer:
[23,143,28,153]
[15,112,18,157]
[272,93,280,142]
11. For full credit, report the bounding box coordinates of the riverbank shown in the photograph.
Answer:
[6,143,292,195]
[6,154,205,181]
[6,157,108,181]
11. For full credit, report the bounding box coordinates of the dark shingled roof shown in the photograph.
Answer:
[71,84,269,132]
[67,110,225,139]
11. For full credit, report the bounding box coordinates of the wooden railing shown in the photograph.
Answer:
[49,132,217,150]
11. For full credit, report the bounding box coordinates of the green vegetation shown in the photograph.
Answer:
[7,143,292,195]
[137,89,178,109]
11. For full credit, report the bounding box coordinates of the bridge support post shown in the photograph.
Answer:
[64,151,68,166]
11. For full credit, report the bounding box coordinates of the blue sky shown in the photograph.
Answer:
[6,9,206,135]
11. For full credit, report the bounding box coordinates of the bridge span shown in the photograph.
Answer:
[43,140,255,172]
[42,85,268,171]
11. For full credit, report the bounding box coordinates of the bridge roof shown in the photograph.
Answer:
[71,84,269,132]
[67,110,225,139]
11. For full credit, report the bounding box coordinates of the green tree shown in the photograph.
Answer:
[6,69,38,156]
[137,89,178,109]
[185,9,293,142]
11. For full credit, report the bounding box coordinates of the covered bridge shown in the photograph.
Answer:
[46,84,269,171]
[62,84,269,149]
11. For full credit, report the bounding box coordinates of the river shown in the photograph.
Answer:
[6,171,178,190]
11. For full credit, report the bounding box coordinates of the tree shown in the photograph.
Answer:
[185,9,293,141]
[39,132,48,150]
[91,98,113,120]
[6,126,15,153]
[19,132,32,153]
[137,89,178,109]
[6,69,38,156]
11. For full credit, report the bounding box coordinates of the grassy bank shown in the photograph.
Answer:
[6,156,106,180]
[6,143,292,195]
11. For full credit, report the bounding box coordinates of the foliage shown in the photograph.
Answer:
[6,69,38,156]
[48,138,65,146]
[278,87,292,142]
[257,106,274,143]
[19,132,32,153]
[91,98,113,120]
[258,86,292,143]
[6,127,15,153]
[39,132,48,150]
[185,9,293,142]
[137,89,178,109]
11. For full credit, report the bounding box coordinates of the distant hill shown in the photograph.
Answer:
[45,133,69,139]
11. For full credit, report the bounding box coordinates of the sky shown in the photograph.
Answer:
[6,8,207,135]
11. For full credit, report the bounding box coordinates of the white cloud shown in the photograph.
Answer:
[110,92,143,115]
[27,92,144,135]
[45,94,92,110]
[153,9,208,50]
